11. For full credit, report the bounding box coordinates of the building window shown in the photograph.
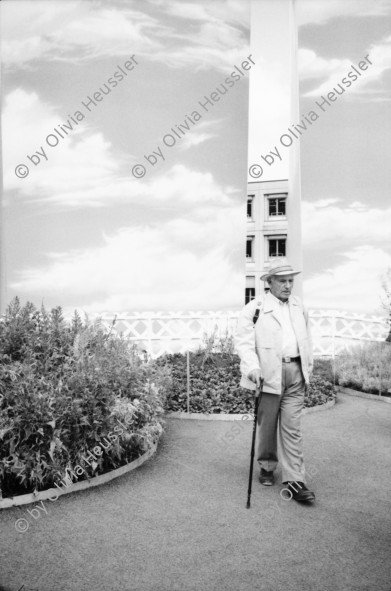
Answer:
[246,238,254,259]
[245,275,255,303]
[268,237,286,257]
[247,195,254,218]
[265,193,287,218]
[269,197,286,216]
[245,288,255,304]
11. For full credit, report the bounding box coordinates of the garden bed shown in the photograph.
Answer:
[0,298,169,499]
[156,351,337,414]
[335,341,391,396]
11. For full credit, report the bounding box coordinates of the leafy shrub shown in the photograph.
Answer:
[312,357,334,383]
[305,373,335,407]
[0,297,170,497]
[156,351,254,414]
[157,349,336,414]
[335,341,391,395]
[200,327,236,362]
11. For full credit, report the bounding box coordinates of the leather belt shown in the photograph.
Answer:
[282,356,301,363]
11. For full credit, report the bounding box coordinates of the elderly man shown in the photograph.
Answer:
[235,257,315,502]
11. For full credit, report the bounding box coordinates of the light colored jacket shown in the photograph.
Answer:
[235,292,313,395]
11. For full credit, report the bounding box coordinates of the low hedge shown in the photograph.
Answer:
[0,298,169,498]
[335,342,391,396]
[157,352,336,413]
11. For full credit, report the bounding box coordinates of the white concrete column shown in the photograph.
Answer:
[248,0,303,297]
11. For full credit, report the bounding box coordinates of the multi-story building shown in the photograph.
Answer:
[245,179,291,304]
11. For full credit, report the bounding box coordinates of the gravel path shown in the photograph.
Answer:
[1,392,390,591]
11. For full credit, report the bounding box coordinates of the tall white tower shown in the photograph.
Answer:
[245,0,302,302]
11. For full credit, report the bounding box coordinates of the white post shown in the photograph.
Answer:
[287,0,303,297]
[147,313,153,358]
[331,311,336,384]
[186,350,190,413]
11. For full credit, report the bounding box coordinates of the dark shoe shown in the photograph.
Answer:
[286,481,315,502]
[284,482,315,502]
[259,469,274,486]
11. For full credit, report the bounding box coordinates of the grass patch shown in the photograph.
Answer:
[335,341,391,396]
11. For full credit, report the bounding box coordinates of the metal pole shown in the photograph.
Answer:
[246,384,262,508]
[186,350,190,413]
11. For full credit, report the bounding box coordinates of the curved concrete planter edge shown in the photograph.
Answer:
[338,386,391,403]
[0,440,158,509]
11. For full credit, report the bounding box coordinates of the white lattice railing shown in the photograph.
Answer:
[309,310,390,357]
[99,309,390,358]
[99,311,239,357]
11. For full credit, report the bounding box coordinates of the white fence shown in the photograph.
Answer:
[309,310,389,357]
[100,311,240,357]
[99,310,390,358]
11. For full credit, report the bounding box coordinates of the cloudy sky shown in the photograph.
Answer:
[247,0,391,313]
[298,0,391,312]
[1,0,250,314]
[1,0,390,315]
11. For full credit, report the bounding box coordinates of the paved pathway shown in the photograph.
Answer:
[1,393,390,591]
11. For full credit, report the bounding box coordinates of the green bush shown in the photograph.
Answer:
[157,347,336,414]
[312,357,334,382]
[335,341,391,395]
[0,297,169,497]
[156,351,254,414]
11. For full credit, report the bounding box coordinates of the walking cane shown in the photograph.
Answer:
[246,382,262,509]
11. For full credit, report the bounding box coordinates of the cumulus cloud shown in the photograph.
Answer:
[304,245,391,312]
[299,38,391,99]
[299,49,352,81]
[153,19,250,72]
[155,0,249,28]
[2,0,249,315]
[0,0,249,72]
[302,199,391,311]
[1,1,163,67]
[4,89,234,209]
[177,119,220,150]
[302,200,391,250]
[297,0,391,27]
[3,88,122,207]
[11,205,246,312]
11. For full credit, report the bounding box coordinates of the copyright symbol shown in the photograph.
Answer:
[15,518,29,533]
[249,164,263,179]
[280,488,292,501]
[15,164,29,179]
[132,164,146,179]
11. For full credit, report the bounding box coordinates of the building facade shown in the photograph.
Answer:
[245,179,291,304]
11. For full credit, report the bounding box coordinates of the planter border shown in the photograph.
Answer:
[303,398,335,414]
[0,440,158,510]
[167,398,335,421]
[338,386,391,403]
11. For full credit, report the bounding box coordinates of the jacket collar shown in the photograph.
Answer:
[263,292,299,323]
[264,291,295,309]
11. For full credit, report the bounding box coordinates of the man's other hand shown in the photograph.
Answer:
[248,369,263,388]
